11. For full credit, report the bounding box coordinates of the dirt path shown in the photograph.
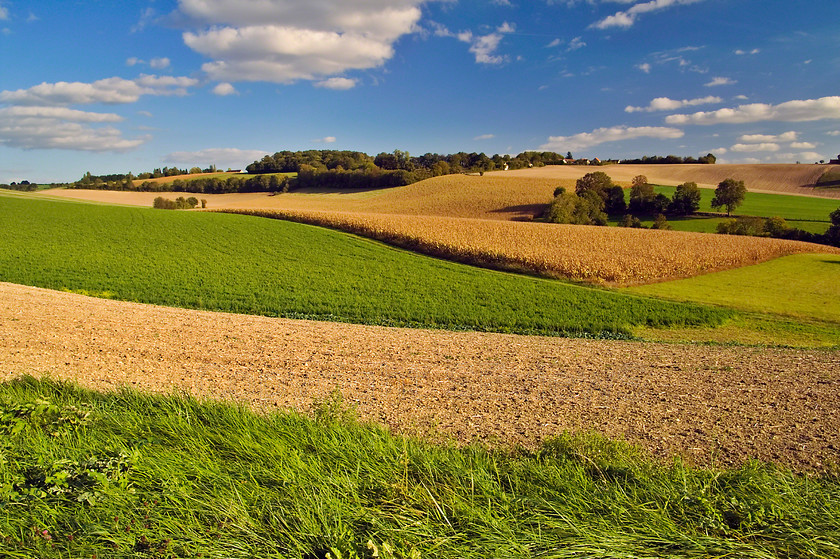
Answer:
[2,282,838,472]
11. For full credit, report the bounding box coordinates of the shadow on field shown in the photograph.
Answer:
[489,203,547,220]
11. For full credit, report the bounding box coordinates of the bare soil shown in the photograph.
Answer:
[2,282,838,472]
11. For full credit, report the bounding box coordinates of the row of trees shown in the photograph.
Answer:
[0,180,38,191]
[619,154,717,165]
[718,208,840,247]
[246,149,587,177]
[152,196,203,210]
[545,172,744,227]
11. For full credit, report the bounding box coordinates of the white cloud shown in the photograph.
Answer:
[178,0,425,83]
[734,94,748,100]
[126,57,140,66]
[734,48,760,55]
[546,38,561,48]
[704,76,736,87]
[150,57,171,69]
[738,131,797,143]
[567,36,586,51]
[797,151,824,161]
[212,82,238,96]
[637,62,651,73]
[827,130,840,136]
[625,95,721,113]
[540,125,684,151]
[730,143,780,152]
[708,147,727,154]
[0,6,8,20]
[591,0,704,30]
[0,75,198,106]
[455,22,515,64]
[790,141,816,149]
[667,96,840,125]
[314,77,357,90]
[164,148,268,167]
[474,134,495,140]
[0,106,146,151]
[313,136,337,143]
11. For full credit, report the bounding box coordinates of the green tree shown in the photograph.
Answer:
[825,207,840,246]
[668,181,701,215]
[575,171,613,200]
[604,185,626,215]
[628,175,655,215]
[711,178,747,216]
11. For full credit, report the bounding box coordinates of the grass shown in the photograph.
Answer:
[625,253,840,347]
[2,377,839,559]
[0,195,729,338]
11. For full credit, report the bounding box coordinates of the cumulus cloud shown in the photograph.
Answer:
[540,125,684,151]
[454,22,515,64]
[826,130,840,136]
[738,131,797,143]
[730,143,780,152]
[567,36,586,51]
[150,57,171,69]
[212,82,238,96]
[625,95,721,113]
[734,48,760,55]
[177,0,425,83]
[164,148,268,168]
[0,106,146,151]
[790,141,816,149]
[637,63,651,73]
[314,77,357,90]
[0,75,198,106]
[590,0,704,30]
[666,96,840,125]
[704,76,735,87]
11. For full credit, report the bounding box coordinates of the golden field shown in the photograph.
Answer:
[221,209,839,285]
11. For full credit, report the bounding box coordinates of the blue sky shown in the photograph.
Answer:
[1,0,839,183]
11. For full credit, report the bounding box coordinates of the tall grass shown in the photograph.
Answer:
[0,195,729,337]
[1,377,838,558]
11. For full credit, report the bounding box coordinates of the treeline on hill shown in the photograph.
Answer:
[619,154,717,165]
[545,172,840,247]
[0,180,38,191]
[67,149,718,194]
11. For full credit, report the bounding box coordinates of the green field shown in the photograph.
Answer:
[613,186,839,234]
[0,195,729,337]
[2,377,838,559]
[625,253,840,346]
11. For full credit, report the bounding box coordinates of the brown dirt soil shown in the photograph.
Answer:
[3,282,838,473]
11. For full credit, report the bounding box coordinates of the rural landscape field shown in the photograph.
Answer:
[3,0,840,556]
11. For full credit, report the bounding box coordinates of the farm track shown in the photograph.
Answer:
[3,282,838,473]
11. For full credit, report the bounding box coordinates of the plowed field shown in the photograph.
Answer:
[3,282,838,473]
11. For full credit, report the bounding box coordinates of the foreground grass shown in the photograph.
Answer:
[2,377,838,559]
[0,195,728,338]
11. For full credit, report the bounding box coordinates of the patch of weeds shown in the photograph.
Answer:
[0,398,92,437]
[3,450,136,504]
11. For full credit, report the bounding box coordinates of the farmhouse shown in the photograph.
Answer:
[829,154,840,164]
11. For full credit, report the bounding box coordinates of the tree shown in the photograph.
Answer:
[628,175,655,215]
[668,181,701,215]
[826,207,840,246]
[575,171,613,200]
[711,178,746,216]
[604,185,626,215]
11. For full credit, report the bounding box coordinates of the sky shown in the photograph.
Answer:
[1,0,839,183]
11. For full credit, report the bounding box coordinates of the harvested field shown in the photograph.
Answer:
[223,209,839,284]
[2,282,837,472]
[500,164,840,199]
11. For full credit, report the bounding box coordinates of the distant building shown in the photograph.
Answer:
[829,155,840,164]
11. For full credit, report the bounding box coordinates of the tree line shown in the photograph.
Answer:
[544,171,840,247]
[619,154,717,165]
